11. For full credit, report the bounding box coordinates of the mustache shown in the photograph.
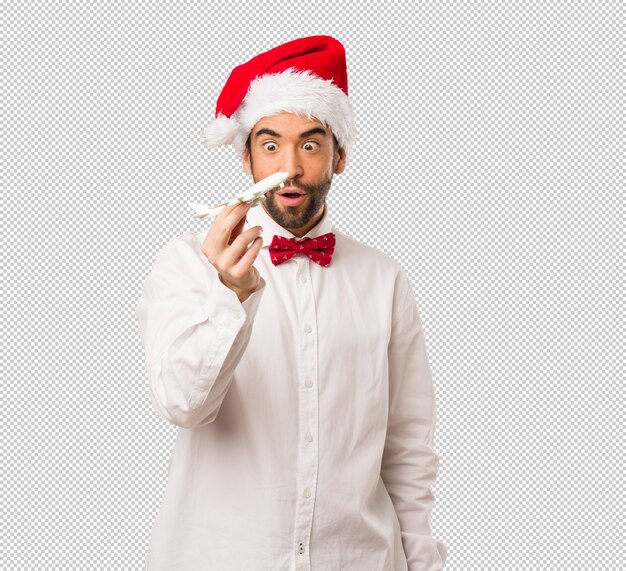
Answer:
[282,181,317,193]
[284,181,303,190]
[268,175,331,194]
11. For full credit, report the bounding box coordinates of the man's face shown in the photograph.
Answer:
[242,112,346,233]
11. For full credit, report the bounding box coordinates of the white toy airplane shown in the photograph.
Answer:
[189,171,290,219]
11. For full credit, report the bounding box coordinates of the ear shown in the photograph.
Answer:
[333,146,347,175]
[242,146,252,176]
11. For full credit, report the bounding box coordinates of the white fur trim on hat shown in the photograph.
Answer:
[202,114,239,147]
[232,67,357,161]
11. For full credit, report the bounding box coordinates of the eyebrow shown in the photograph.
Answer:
[254,127,327,140]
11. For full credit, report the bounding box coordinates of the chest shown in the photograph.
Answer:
[249,254,393,386]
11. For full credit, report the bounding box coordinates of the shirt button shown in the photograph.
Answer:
[300,275,307,284]
[304,378,313,388]
[305,431,313,442]
[303,324,312,333]
[303,488,311,498]
[298,542,305,554]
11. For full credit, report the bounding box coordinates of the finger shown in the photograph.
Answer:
[222,225,263,267]
[203,202,245,259]
[228,211,248,245]
[213,201,240,222]
[215,203,251,247]
[231,235,263,275]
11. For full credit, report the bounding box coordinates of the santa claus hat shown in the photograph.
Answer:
[202,35,357,162]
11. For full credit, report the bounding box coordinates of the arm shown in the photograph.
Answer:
[380,270,447,570]
[135,235,265,429]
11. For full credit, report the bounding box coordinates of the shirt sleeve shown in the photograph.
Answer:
[134,234,266,429]
[380,269,448,570]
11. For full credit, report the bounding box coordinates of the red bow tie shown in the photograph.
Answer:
[268,233,336,267]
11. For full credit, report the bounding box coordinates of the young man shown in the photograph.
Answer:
[135,35,447,570]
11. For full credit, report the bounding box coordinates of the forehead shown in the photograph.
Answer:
[251,112,329,136]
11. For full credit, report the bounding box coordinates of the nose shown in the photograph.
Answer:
[281,147,304,182]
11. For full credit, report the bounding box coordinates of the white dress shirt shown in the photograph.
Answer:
[135,202,447,570]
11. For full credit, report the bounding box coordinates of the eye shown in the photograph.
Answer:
[262,141,278,152]
[303,141,320,151]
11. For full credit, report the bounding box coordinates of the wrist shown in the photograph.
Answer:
[219,274,257,301]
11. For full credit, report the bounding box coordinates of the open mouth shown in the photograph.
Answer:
[277,192,307,206]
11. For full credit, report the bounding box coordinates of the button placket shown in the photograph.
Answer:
[292,257,319,570]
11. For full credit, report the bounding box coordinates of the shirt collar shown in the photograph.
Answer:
[244,202,333,248]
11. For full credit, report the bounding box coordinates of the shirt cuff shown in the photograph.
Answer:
[240,277,266,316]
[200,254,266,329]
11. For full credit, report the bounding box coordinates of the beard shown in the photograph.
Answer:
[261,174,332,230]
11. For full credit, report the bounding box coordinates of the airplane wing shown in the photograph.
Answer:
[190,171,289,219]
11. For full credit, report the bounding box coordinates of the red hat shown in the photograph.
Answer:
[202,35,357,162]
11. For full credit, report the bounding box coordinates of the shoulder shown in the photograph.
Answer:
[332,226,405,278]
[153,227,207,261]
[147,228,218,284]
[332,227,417,306]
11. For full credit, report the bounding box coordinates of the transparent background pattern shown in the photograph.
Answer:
[3,1,623,569]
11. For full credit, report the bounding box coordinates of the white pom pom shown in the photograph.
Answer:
[202,114,238,147]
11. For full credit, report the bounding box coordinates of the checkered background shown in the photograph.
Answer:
[3,1,623,569]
